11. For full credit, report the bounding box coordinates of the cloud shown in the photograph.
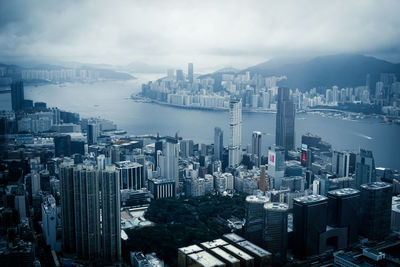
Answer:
[0,0,400,70]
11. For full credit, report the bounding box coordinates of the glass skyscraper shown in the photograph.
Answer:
[275,87,295,154]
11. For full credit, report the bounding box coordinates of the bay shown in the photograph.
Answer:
[0,76,399,170]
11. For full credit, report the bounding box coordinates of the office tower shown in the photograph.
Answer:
[263,202,288,262]
[167,69,174,81]
[300,144,312,169]
[188,62,194,83]
[359,182,392,240]
[115,161,144,190]
[60,163,75,253]
[251,131,262,167]
[392,196,400,232]
[259,165,267,191]
[87,123,99,145]
[267,145,285,189]
[42,194,59,251]
[355,149,376,189]
[100,166,121,263]
[327,188,360,245]
[293,195,328,258]
[275,87,295,154]
[162,137,179,192]
[244,195,269,246]
[11,80,25,111]
[54,135,71,157]
[332,151,356,177]
[228,98,242,167]
[176,69,184,81]
[147,178,176,199]
[214,127,223,161]
[40,170,51,192]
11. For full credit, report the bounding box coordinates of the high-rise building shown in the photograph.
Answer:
[11,80,25,111]
[188,63,194,83]
[359,182,392,240]
[162,137,179,194]
[267,145,285,189]
[100,166,121,263]
[41,194,60,251]
[214,127,223,161]
[60,163,121,264]
[327,188,360,245]
[251,131,262,167]
[244,195,269,246]
[332,151,356,177]
[60,163,75,253]
[167,69,175,81]
[73,165,101,261]
[355,149,376,189]
[54,135,71,157]
[275,87,295,154]
[293,195,328,258]
[176,69,184,81]
[115,161,144,190]
[228,98,242,167]
[87,123,99,145]
[263,202,288,262]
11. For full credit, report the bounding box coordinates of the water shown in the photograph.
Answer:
[1,76,399,170]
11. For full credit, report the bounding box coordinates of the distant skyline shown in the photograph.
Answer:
[1,0,400,72]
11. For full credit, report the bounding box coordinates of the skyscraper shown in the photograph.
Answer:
[263,202,288,262]
[327,188,360,245]
[60,163,75,253]
[359,182,392,241]
[228,98,242,167]
[355,149,376,189]
[188,63,194,83]
[60,163,121,264]
[54,134,71,157]
[267,145,285,189]
[275,87,295,154]
[73,165,101,261]
[87,123,99,145]
[244,195,269,246]
[214,127,223,161]
[11,80,25,111]
[162,137,180,194]
[100,166,121,263]
[293,195,328,258]
[251,131,262,167]
[332,151,356,177]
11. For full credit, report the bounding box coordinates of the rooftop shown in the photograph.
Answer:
[245,195,269,204]
[328,188,360,197]
[188,251,224,267]
[211,247,240,264]
[264,202,289,211]
[294,194,327,204]
[179,244,203,255]
[222,244,253,261]
[223,233,245,243]
[236,240,271,257]
[200,239,228,250]
[360,182,392,190]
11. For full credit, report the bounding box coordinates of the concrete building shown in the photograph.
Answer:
[228,98,242,167]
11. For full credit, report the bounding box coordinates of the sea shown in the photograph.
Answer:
[0,74,399,170]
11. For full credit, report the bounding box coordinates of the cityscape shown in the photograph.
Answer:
[1,1,400,267]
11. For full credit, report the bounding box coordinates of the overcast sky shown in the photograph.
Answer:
[0,0,400,71]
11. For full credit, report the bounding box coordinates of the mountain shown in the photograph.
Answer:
[214,67,240,73]
[120,61,169,74]
[243,54,400,91]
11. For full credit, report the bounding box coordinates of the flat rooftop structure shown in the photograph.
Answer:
[200,239,228,250]
[360,182,392,190]
[187,251,225,267]
[221,244,253,262]
[210,247,240,265]
[236,240,271,258]
[222,233,245,243]
[179,244,203,255]
[245,195,269,204]
[328,188,360,197]
[293,194,327,204]
[264,202,288,212]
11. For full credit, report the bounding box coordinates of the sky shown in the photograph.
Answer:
[0,0,400,72]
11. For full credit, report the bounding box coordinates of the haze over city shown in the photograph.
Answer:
[1,1,400,267]
[1,0,400,71]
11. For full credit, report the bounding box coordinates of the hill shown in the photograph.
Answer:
[243,54,400,91]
